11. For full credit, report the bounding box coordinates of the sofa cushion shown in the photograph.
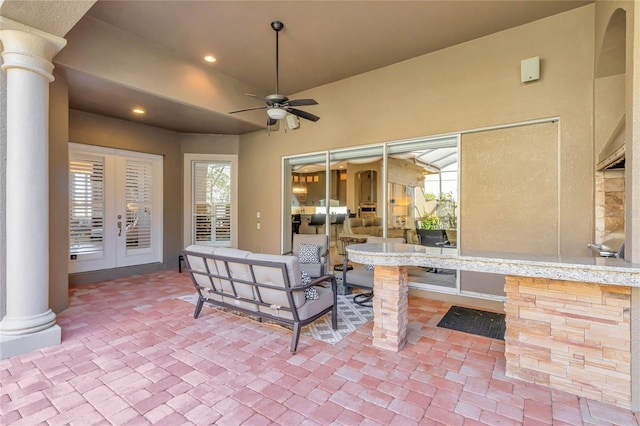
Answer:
[211,248,257,311]
[215,247,252,258]
[300,263,323,279]
[247,253,305,310]
[343,217,385,237]
[184,246,214,274]
[184,245,217,275]
[344,268,374,289]
[261,285,334,321]
[296,286,334,320]
[183,246,220,300]
[184,244,216,255]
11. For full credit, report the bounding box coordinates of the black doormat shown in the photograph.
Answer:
[437,306,506,340]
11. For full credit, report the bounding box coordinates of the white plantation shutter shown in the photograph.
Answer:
[193,162,211,242]
[69,153,105,257]
[192,161,232,244]
[214,203,231,242]
[125,159,153,252]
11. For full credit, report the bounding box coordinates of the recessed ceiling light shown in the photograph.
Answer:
[204,55,216,63]
[132,108,145,114]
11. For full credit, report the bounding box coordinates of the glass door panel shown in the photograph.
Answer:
[191,161,232,246]
[386,136,459,291]
[329,147,383,259]
[283,153,328,254]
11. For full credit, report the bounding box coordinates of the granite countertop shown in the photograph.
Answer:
[346,243,640,287]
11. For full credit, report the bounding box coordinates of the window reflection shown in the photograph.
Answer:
[284,137,459,294]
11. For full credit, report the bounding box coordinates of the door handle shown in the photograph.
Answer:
[117,221,122,236]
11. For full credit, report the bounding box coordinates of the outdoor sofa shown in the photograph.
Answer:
[181,245,338,353]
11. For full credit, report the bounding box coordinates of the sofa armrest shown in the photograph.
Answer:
[309,274,336,291]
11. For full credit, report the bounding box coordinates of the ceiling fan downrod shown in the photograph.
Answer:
[227,19,319,124]
[271,21,284,96]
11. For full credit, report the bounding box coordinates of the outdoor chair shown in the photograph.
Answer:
[286,233,329,278]
[342,236,404,306]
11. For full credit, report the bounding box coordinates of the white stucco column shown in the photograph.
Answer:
[0,18,66,359]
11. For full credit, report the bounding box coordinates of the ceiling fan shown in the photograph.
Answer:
[229,21,320,126]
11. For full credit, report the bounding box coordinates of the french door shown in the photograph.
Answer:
[69,143,163,273]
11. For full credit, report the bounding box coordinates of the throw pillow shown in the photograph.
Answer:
[305,287,319,300]
[364,264,374,271]
[301,271,318,300]
[298,243,320,264]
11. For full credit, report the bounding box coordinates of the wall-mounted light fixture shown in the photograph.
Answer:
[292,185,307,194]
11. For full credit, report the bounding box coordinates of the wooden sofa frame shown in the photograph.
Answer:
[182,248,338,353]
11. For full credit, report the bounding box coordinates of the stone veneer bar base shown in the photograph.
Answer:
[372,266,408,351]
[504,276,631,409]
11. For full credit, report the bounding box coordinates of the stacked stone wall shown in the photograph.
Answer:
[505,276,631,409]
[372,266,408,351]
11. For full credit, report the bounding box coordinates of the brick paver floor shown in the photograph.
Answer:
[1,270,639,425]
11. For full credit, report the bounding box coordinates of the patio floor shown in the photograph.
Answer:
[1,270,639,425]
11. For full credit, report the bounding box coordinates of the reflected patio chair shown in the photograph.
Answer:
[343,236,404,306]
[286,233,329,278]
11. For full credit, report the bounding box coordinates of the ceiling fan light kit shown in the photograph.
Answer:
[228,20,320,127]
[286,114,300,130]
[267,107,287,120]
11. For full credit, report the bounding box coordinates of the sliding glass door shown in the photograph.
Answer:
[283,136,461,294]
[283,153,328,253]
[386,136,459,292]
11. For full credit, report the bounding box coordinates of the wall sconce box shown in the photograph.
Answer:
[521,56,540,82]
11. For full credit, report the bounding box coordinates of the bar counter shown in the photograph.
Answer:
[346,243,640,286]
[346,243,639,410]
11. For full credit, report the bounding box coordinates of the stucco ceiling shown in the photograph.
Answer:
[48,0,592,134]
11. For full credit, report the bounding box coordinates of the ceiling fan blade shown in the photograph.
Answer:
[267,117,278,126]
[245,93,265,100]
[288,108,320,122]
[228,106,267,114]
[286,99,318,107]
[247,93,278,106]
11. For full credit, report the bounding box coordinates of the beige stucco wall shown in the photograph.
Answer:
[180,133,239,155]
[595,75,625,156]
[460,122,560,256]
[49,75,70,313]
[238,5,595,257]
